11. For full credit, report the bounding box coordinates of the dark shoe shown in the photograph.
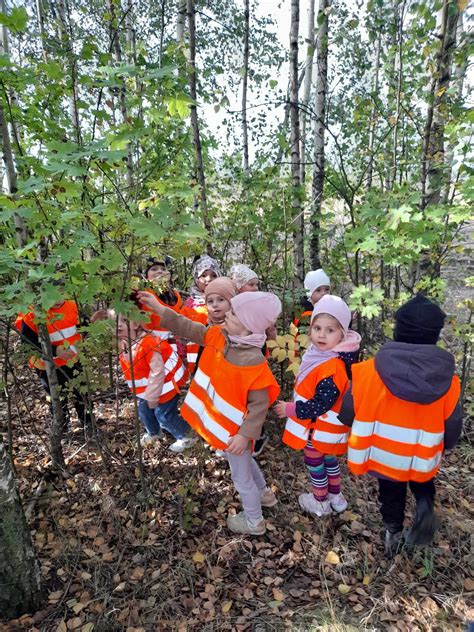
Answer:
[252,434,269,457]
[384,529,404,559]
[405,497,437,547]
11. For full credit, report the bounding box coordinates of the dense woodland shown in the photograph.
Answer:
[0,0,472,629]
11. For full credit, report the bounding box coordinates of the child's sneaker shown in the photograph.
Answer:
[168,436,198,453]
[298,493,332,517]
[140,433,162,447]
[227,511,266,535]
[252,434,269,457]
[328,492,348,513]
[260,488,278,507]
[384,529,404,559]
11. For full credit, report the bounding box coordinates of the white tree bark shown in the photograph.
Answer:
[299,0,315,184]
[241,0,250,175]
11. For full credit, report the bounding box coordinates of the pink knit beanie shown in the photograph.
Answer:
[311,295,351,332]
[204,277,237,303]
[231,291,282,334]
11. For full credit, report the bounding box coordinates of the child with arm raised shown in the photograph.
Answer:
[138,289,282,536]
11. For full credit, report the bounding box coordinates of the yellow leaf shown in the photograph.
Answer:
[287,340,296,351]
[283,334,294,343]
[289,322,298,335]
[272,587,286,601]
[271,348,281,359]
[457,0,468,10]
[266,340,278,349]
[276,349,286,363]
[192,551,205,564]
[287,350,296,361]
[221,600,232,614]
[81,624,94,632]
[72,603,86,614]
[276,335,286,347]
[56,622,67,632]
[363,575,371,586]
[296,334,309,347]
[338,584,351,594]
[325,550,340,565]
[286,362,300,376]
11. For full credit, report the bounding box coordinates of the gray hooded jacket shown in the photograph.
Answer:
[338,342,463,449]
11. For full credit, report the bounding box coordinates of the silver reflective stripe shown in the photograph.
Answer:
[193,369,243,425]
[312,429,347,444]
[352,419,444,449]
[187,353,198,362]
[194,367,211,390]
[127,377,148,388]
[319,409,345,426]
[172,363,186,383]
[294,393,308,403]
[285,418,309,440]
[151,330,171,339]
[69,345,78,354]
[348,445,442,473]
[161,363,187,395]
[164,353,179,372]
[49,325,77,342]
[184,390,229,444]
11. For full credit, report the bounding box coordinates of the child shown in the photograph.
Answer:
[275,295,361,517]
[186,277,236,372]
[117,316,197,452]
[137,289,282,535]
[338,294,463,557]
[230,263,275,457]
[304,269,331,306]
[183,254,222,316]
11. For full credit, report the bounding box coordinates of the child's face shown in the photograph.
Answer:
[197,269,217,292]
[310,314,343,350]
[147,263,171,284]
[223,308,251,336]
[310,285,330,305]
[239,277,259,293]
[206,294,231,324]
[117,317,140,341]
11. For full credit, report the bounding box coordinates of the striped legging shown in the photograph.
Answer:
[303,438,341,501]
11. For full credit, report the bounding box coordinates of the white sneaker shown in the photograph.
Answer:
[214,449,226,458]
[298,493,332,517]
[169,436,198,453]
[227,511,266,535]
[328,492,348,513]
[140,433,161,447]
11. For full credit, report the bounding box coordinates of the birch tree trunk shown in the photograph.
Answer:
[241,0,250,175]
[310,0,330,270]
[299,0,315,184]
[289,0,304,285]
[366,31,381,191]
[0,441,43,618]
[186,0,213,253]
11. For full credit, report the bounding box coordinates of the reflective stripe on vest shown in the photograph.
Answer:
[49,325,78,342]
[348,358,460,482]
[180,326,280,449]
[282,358,348,453]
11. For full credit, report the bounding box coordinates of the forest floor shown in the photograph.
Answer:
[2,371,474,632]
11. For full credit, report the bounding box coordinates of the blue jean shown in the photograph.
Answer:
[138,396,191,440]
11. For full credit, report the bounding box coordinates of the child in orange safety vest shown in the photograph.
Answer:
[137,288,282,536]
[117,316,197,453]
[275,295,361,518]
[338,294,463,558]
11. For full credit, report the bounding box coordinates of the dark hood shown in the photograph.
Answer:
[374,342,455,404]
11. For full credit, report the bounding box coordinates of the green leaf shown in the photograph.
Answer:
[0,7,29,32]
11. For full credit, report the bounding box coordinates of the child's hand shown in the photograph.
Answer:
[56,345,76,361]
[274,400,289,418]
[226,434,249,455]
[136,291,163,314]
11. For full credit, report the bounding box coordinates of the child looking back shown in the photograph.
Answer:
[137,289,282,536]
[275,295,360,517]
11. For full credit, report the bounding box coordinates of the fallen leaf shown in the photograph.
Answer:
[81,625,94,632]
[363,575,371,586]
[338,584,351,595]
[56,622,67,632]
[221,601,232,614]
[325,551,340,565]
[192,552,205,564]
[272,587,286,601]
[464,578,474,592]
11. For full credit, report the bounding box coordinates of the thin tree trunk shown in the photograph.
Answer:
[386,2,405,191]
[177,0,186,43]
[310,0,330,270]
[366,32,381,191]
[187,0,212,253]
[0,441,43,619]
[289,0,304,284]
[299,0,315,184]
[241,0,250,175]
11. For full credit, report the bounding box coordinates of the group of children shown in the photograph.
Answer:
[126,255,463,557]
[20,254,463,558]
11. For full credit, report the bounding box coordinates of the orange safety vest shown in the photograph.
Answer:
[142,290,183,347]
[180,305,208,372]
[348,359,461,482]
[22,301,81,368]
[180,326,280,449]
[119,334,188,404]
[283,358,349,453]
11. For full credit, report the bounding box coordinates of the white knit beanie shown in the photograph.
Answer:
[304,269,331,298]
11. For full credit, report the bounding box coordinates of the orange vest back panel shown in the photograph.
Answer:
[348,358,460,482]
